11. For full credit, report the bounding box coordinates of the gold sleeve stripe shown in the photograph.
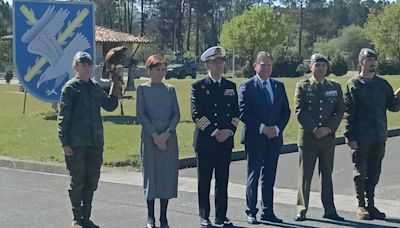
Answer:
[199,121,211,131]
[231,117,240,127]
[196,117,208,127]
[196,116,211,130]
[198,120,209,129]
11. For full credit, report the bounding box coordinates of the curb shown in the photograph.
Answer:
[178,128,400,169]
[1,129,400,173]
[0,157,68,175]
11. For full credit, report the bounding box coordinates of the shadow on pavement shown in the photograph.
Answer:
[306,217,397,228]
[259,220,318,228]
[384,217,400,225]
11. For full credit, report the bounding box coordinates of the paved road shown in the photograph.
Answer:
[1,138,400,228]
[181,136,400,201]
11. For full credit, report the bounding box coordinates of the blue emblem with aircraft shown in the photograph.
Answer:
[13,0,95,103]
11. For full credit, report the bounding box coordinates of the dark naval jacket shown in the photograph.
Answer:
[295,77,345,148]
[58,77,118,147]
[191,76,240,150]
[344,75,400,142]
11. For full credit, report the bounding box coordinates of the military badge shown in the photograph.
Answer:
[325,90,338,97]
[224,89,235,96]
[215,48,222,56]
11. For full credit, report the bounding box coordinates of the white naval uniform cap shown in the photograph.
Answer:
[201,46,226,62]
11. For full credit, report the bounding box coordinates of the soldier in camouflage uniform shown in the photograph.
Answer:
[58,51,119,228]
[344,48,400,220]
[294,54,345,222]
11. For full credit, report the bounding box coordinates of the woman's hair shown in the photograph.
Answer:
[145,54,167,70]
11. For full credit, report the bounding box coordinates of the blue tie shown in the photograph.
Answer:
[263,81,272,106]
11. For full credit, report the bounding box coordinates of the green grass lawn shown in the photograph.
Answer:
[1,75,400,167]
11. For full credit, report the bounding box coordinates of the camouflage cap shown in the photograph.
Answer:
[201,46,226,62]
[358,48,377,61]
[310,53,329,63]
[74,51,93,65]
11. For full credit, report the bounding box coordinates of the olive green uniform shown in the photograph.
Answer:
[58,77,118,223]
[344,75,400,207]
[295,77,344,215]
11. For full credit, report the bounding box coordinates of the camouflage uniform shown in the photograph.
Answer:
[344,75,400,207]
[58,77,118,223]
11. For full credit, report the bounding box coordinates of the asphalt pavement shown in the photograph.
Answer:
[1,136,400,227]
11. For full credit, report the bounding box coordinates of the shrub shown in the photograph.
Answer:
[330,55,348,76]
[5,70,13,84]
[241,60,255,78]
[272,54,303,77]
[378,59,400,75]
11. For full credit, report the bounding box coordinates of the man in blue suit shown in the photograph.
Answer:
[238,51,290,224]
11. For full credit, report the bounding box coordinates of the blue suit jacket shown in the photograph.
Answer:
[238,75,291,146]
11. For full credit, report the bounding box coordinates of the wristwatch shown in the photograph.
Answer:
[167,128,174,133]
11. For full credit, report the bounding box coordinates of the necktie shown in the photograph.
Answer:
[317,82,323,94]
[263,81,272,106]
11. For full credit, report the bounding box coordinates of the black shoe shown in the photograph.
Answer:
[323,213,345,221]
[260,212,283,223]
[215,217,233,227]
[82,219,100,228]
[160,223,170,228]
[200,217,212,227]
[294,213,306,221]
[247,215,258,224]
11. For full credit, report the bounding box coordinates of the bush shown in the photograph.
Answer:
[5,70,13,84]
[378,59,400,75]
[330,55,348,76]
[272,54,303,77]
[241,60,255,78]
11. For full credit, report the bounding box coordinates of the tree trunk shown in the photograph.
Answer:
[124,1,127,33]
[195,12,200,58]
[299,0,303,56]
[186,1,192,51]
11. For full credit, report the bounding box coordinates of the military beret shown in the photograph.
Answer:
[358,48,377,61]
[310,53,329,63]
[74,51,93,65]
[201,46,226,62]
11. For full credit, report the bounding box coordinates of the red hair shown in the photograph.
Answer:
[145,54,167,70]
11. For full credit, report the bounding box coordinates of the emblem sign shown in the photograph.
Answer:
[13,0,95,103]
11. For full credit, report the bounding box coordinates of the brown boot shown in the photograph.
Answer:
[72,220,83,228]
[357,207,372,220]
[367,206,386,220]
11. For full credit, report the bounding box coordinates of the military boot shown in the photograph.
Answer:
[72,207,83,226]
[82,206,100,228]
[367,206,386,220]
[82,219,99,228]
[357,207,372,220]
[72,220,83,228]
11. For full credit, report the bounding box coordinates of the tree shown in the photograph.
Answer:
[0,0,12,37]
[220,6,286,61]
[365,3,400,61]
[313,25,370,69]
